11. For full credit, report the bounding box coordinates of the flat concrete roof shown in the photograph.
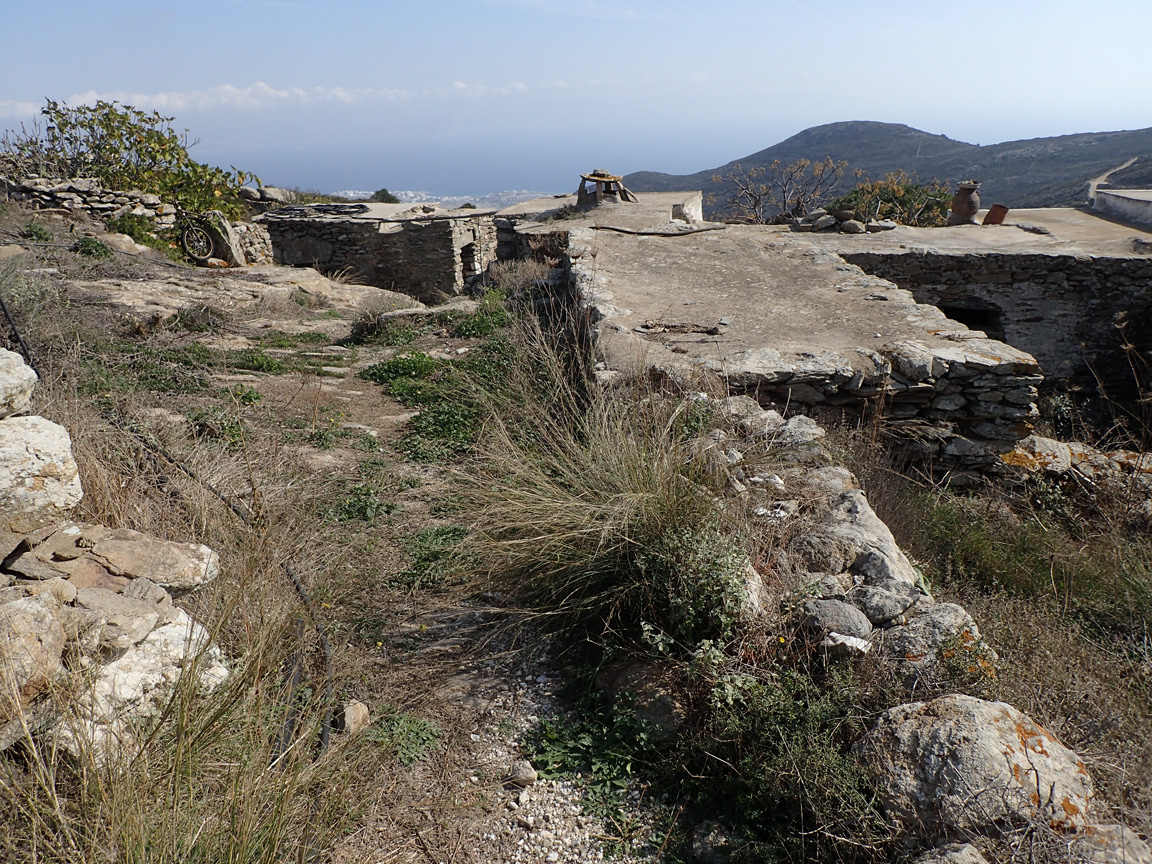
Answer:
[571,223,1035,389]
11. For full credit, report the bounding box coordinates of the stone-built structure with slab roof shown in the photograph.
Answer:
[256,202,498,304]
[496,191,1152,479]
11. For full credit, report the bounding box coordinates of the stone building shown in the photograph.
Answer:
[256,202,498,304]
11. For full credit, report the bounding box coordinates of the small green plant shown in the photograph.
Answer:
[439,290,510,339]
[21,220,52,242]
[359,352,438,385]
[225,384,262,405]
[368,707,441,764]
[188,406,246,449]
[391,526,469,590]
[106,212,168,251]
[226,349,287,374]
[73,237,112,259]
[323,484,394,523]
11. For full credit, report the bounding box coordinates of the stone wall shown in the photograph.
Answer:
[232,222,274,266]
[3,176,275,266]
[509,223,1044,478]
[259,213,498,304]
[841,251,1152,400]
[4,176,176,227]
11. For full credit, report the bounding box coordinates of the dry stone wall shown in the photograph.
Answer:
[0,348,227,757]
[842,251,1152,399]
[5,176,176,226]
[4,176,275,266]
[259,211,497,304]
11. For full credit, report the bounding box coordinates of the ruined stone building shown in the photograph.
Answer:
[257,202,497,304]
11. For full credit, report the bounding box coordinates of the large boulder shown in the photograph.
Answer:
[0,348,37,418]
[857,694,1094,837]
[0,416,83,532]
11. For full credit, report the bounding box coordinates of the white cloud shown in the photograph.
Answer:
[0,100,41,120]
[57,82,411,114]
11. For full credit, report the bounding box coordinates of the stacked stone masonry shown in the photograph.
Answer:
[843,251,1152,399]
[259,211,497,304]
[4,176,274,266]
[5,176,177,226]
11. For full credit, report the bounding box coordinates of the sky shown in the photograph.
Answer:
[2,0,1150,196]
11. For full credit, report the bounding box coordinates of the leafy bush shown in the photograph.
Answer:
[106,212,167,251]
[827,170,951,227]
[693,665,892,860]
[369,188,400,204]
[72,237,111,259]
[0,99,255,218]
[358,352,438,385]
[21,220,51,242]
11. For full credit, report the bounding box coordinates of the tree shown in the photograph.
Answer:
[0,99,255,218]
[710,157,847,224]
[370,188,400,204]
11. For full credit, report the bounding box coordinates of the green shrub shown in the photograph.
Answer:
[107,212,161,246]
[226,349,287,374]
[323,484,394,523]
[390,526,469,590]
[358,352,438,384]
[21,220,52,242]
[0,99,255,219]
[72,237,111,259]
[827,170,951,227]
[693,665,891,860]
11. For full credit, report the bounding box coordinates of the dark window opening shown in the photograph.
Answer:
[937,304,1005,341]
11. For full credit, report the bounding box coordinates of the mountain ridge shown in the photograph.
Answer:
[625,120,1152,210]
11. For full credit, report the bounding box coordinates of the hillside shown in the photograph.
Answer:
[626,120,1152,210]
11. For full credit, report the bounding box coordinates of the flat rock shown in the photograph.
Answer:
[858,694,1094,836]
[0,416,83,533]
[0,349,37,418]
[0,593,64,713]
[75,587,160,650]
[12,523,220,593]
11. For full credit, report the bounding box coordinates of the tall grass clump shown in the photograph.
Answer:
[458,321,748,650]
